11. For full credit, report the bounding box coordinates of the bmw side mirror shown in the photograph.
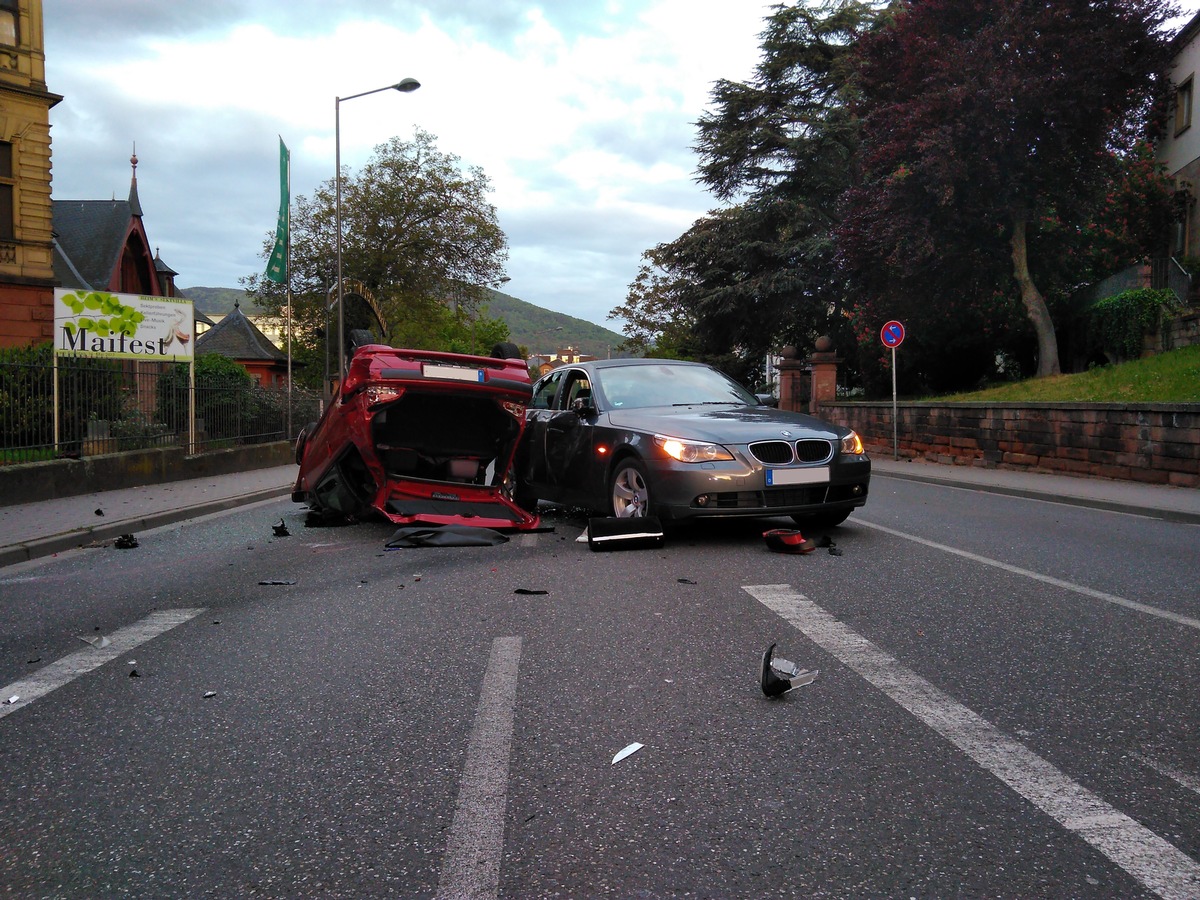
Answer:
[755,393,779,408]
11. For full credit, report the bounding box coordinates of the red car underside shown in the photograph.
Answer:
[293,346,539,531]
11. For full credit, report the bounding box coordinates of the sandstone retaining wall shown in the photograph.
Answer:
[822,402,1200,488]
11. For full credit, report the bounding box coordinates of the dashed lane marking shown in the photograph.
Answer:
[437,636,522,900]
[745,584,1200,900]
[0,608,206,720]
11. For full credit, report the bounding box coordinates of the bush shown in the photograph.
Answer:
[157,353,254,438]
[0,342,128,452]
[1088,288,1179,363]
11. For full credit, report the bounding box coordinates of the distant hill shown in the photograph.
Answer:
[479,288,627,358]
[178,285,629,358]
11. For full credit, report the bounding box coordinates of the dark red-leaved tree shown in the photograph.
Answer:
[842,0,1174,377]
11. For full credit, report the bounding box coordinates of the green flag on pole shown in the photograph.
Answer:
[265,137,289,283]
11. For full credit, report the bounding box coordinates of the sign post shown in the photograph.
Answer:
[880,320,905,460]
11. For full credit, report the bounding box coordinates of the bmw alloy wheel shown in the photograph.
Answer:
[610,460,651,518]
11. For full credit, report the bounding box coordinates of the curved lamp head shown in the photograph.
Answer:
[394,78,421,93]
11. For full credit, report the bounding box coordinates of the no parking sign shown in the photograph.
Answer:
[880,320,905,459]
[881,320,905,349]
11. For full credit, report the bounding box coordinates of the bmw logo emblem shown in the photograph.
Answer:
[780,431,793,437]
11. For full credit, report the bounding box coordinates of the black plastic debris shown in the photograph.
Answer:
[272,519,291,537]
[814,535,843,556]
[760,643,819,698]
[258,579,296,585]
[514,588,549,595]
[94,508,104,517]
[129,669,140,678]
[385,526,510,549]
[763,529,815,554]
[586,517,664,552]
[114,534,139,549]
[677,578,697,585]
[304,508,354,528]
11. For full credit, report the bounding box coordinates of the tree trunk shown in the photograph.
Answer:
[1009,216,1061,377]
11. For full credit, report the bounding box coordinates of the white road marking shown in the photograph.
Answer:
[0,608,206,720]
[437,636,522,900]
[745,584,1200,900]
[1136,754,1200,799]
[855,518,1200,632]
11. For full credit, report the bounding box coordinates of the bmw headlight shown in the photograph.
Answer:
[840,430,865,455]
[654,434,734,463]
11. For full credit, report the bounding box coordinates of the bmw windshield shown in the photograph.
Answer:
[598,363,758,410]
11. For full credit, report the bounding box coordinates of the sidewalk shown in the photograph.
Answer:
[1,458,1196,569]
[0,464,299,568]
[871,457,1200,524]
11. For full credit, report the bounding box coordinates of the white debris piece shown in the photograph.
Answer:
[611,742,645,765]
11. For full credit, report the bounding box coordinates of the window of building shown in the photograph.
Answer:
[0,0,17,46]
[1175,75,1194,137]
[0,141,13,241]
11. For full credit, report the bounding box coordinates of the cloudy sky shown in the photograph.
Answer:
[43,2,1200,333]
[43,1,777,332]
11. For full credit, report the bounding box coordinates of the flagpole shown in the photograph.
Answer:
[284,138,293,441]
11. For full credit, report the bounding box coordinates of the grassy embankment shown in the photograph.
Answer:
[931,345,1200,403]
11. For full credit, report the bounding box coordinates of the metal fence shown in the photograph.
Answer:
[0,358,323,465]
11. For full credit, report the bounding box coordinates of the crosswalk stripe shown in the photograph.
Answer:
[0,608,206,719]
[745,584,1200,900]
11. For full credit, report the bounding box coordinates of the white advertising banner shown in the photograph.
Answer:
[53,289,195,361]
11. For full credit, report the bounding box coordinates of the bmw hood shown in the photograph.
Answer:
[605,404,847,445]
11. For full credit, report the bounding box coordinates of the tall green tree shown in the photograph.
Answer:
[614,1,892,379]
[248,128,509,367]
[842,0,1175,378]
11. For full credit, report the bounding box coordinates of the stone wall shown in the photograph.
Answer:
[0,440,295,507]
[821,402,1200,488]
[1165,309,1200,352]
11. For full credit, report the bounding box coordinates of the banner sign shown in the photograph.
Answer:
[54,289,195,361]
[265,136,290,284]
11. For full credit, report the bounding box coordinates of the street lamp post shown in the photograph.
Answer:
[335,77,420,383]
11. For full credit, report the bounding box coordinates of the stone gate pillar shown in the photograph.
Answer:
[776,345,809,413]
[808,335,840,416]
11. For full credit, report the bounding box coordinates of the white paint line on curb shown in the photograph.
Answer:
[0,608,206,720]
[437,636,522,900]
[855,518,1200,632]
[745,584,1200,900]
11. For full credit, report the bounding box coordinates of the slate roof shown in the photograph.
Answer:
[51,199,133,289]
[194,304,287,362]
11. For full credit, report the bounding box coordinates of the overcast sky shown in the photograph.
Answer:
[43,2,1200,333]
[43,1,776,331]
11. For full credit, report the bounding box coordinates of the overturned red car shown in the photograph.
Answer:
[292,339,540,531]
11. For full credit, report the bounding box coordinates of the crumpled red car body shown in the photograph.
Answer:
[292,343,540,531]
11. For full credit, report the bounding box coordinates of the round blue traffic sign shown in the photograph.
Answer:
[881,320,905,349]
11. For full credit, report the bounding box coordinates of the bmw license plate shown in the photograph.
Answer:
[765,466,830,486]
[424,364,484,383]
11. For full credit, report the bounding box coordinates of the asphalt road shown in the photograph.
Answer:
[0,477,1197,898]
